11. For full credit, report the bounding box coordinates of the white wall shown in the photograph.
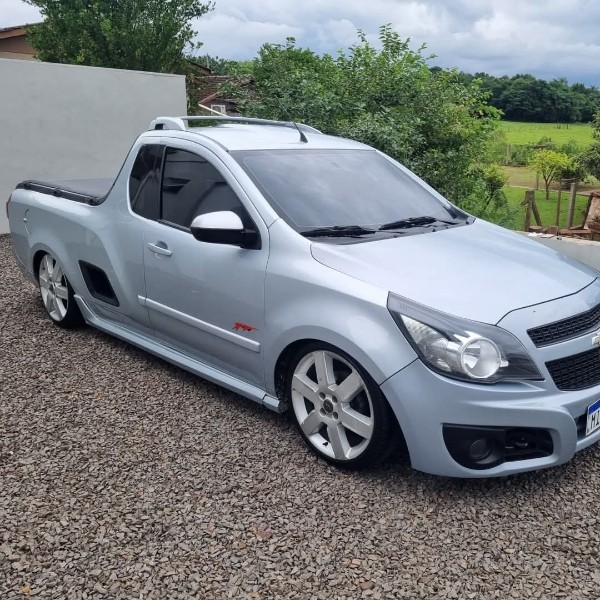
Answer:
[0,59,187,233]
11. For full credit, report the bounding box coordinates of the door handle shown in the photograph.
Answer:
[147,242,172,257]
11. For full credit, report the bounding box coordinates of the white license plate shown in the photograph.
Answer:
[586,400,600,436]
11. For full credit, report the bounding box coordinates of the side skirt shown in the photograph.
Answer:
[74,295,284,413]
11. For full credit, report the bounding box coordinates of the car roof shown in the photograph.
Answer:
[143,120,372,152]
[187,124,370,151]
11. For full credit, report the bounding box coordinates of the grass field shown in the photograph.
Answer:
[500,121,593,147]
[502,166,600,192]
[504,186,590,229]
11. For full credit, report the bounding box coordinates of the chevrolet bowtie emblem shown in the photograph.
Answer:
[593,332,600,346]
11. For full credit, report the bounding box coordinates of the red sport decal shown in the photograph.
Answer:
[233,321,257,333]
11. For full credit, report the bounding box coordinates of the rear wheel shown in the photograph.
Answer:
[38,253,83,328]
[286,343,396,469]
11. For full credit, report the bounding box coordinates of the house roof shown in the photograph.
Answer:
[198,76,233,104]
[0,23,41,39]
[193,75,254,105]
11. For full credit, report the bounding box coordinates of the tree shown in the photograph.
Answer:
[191,55,250,75]
[529,150,572,200]
[583,111,600,180]
[461,71,600,123]
[25,0,214,73]
[227,26,502,218]
[461,164,517,229]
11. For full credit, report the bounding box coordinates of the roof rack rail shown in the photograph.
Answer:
[148,115,322,134]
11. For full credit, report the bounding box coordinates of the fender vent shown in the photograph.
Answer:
[79,261,119,306]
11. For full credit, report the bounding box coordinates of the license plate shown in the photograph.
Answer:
[586,399,600,436]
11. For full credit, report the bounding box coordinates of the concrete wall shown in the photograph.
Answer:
[0,59,186,233]
[524,233,600,271]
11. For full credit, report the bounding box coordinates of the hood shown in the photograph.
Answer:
[311,220,598,324]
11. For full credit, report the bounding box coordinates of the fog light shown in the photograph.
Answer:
[468,438,492,461]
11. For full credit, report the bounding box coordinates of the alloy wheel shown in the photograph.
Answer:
[291,349,374,461]
[39,254,69,321]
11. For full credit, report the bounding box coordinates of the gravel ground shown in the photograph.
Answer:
[2,233,600,599]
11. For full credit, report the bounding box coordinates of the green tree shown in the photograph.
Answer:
[529,150,572,199]
[25,0,214,73]
[227,26,501,219]
[461,164,517,229]
[583,112,600,180]
[462,71,600,123]
[191,54,251,75]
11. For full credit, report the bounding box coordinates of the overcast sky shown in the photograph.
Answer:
[2,0,600,85]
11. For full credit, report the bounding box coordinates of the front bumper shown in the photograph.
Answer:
[381,359,600,477]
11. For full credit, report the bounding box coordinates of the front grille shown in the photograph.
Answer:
[546,348,600,391]
[528,303,600,347]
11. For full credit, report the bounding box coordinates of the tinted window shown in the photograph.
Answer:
[234,150,462,229]
[161,147,246,228]
[129,145,163,220]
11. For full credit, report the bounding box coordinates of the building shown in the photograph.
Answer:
[188,67,254,116]
[196,75,242,116]
[0,25,37,61]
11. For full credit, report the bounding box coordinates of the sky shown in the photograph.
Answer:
[2,0,600,86]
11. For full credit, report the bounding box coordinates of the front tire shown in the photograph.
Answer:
[38,253,83,328]
[286,343,397,469]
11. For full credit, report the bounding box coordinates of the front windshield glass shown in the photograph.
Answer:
[233,149,465,231]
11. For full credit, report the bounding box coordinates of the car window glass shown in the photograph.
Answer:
[161,147,247,228]
[129,144,163,220]
[234,150,461,229]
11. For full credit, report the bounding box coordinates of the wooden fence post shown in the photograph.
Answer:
[567,182,578,229]
[531,193,542,226]
[523,189,534,231]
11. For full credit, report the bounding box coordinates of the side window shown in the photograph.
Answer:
[161,147,248,229]
[129,145,163,220]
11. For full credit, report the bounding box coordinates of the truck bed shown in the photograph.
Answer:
[16,178,114,206]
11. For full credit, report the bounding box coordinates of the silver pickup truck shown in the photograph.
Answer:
[8,115,600,477]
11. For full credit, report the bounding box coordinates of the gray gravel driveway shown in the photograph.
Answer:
[2,234,600,599]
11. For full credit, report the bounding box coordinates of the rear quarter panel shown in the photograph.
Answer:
[8,184,149,329]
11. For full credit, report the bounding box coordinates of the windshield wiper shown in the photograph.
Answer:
[378,216,458,231]
[300,225,377,238]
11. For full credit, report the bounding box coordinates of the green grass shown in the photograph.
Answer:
[501,165,600,192]
[500,121,593,147]
[504,186,590,229]
[502,166,537,188]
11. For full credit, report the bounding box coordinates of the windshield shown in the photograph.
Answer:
[232,149,466,233]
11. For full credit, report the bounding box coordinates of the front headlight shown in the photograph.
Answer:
[387,293,542,384]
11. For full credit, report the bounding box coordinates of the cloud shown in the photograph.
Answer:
[2,0,600,85]
[0,0,41,26]
[192,13,302,59]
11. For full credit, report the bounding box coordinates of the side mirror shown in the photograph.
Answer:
[190,211,260,249]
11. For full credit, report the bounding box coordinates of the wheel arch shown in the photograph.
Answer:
[268,322,415,393]
[32,248,47,280]
[30,240,82,295]
[274,335,392,399]
[272,336,400,423]
[274,338,320,402]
